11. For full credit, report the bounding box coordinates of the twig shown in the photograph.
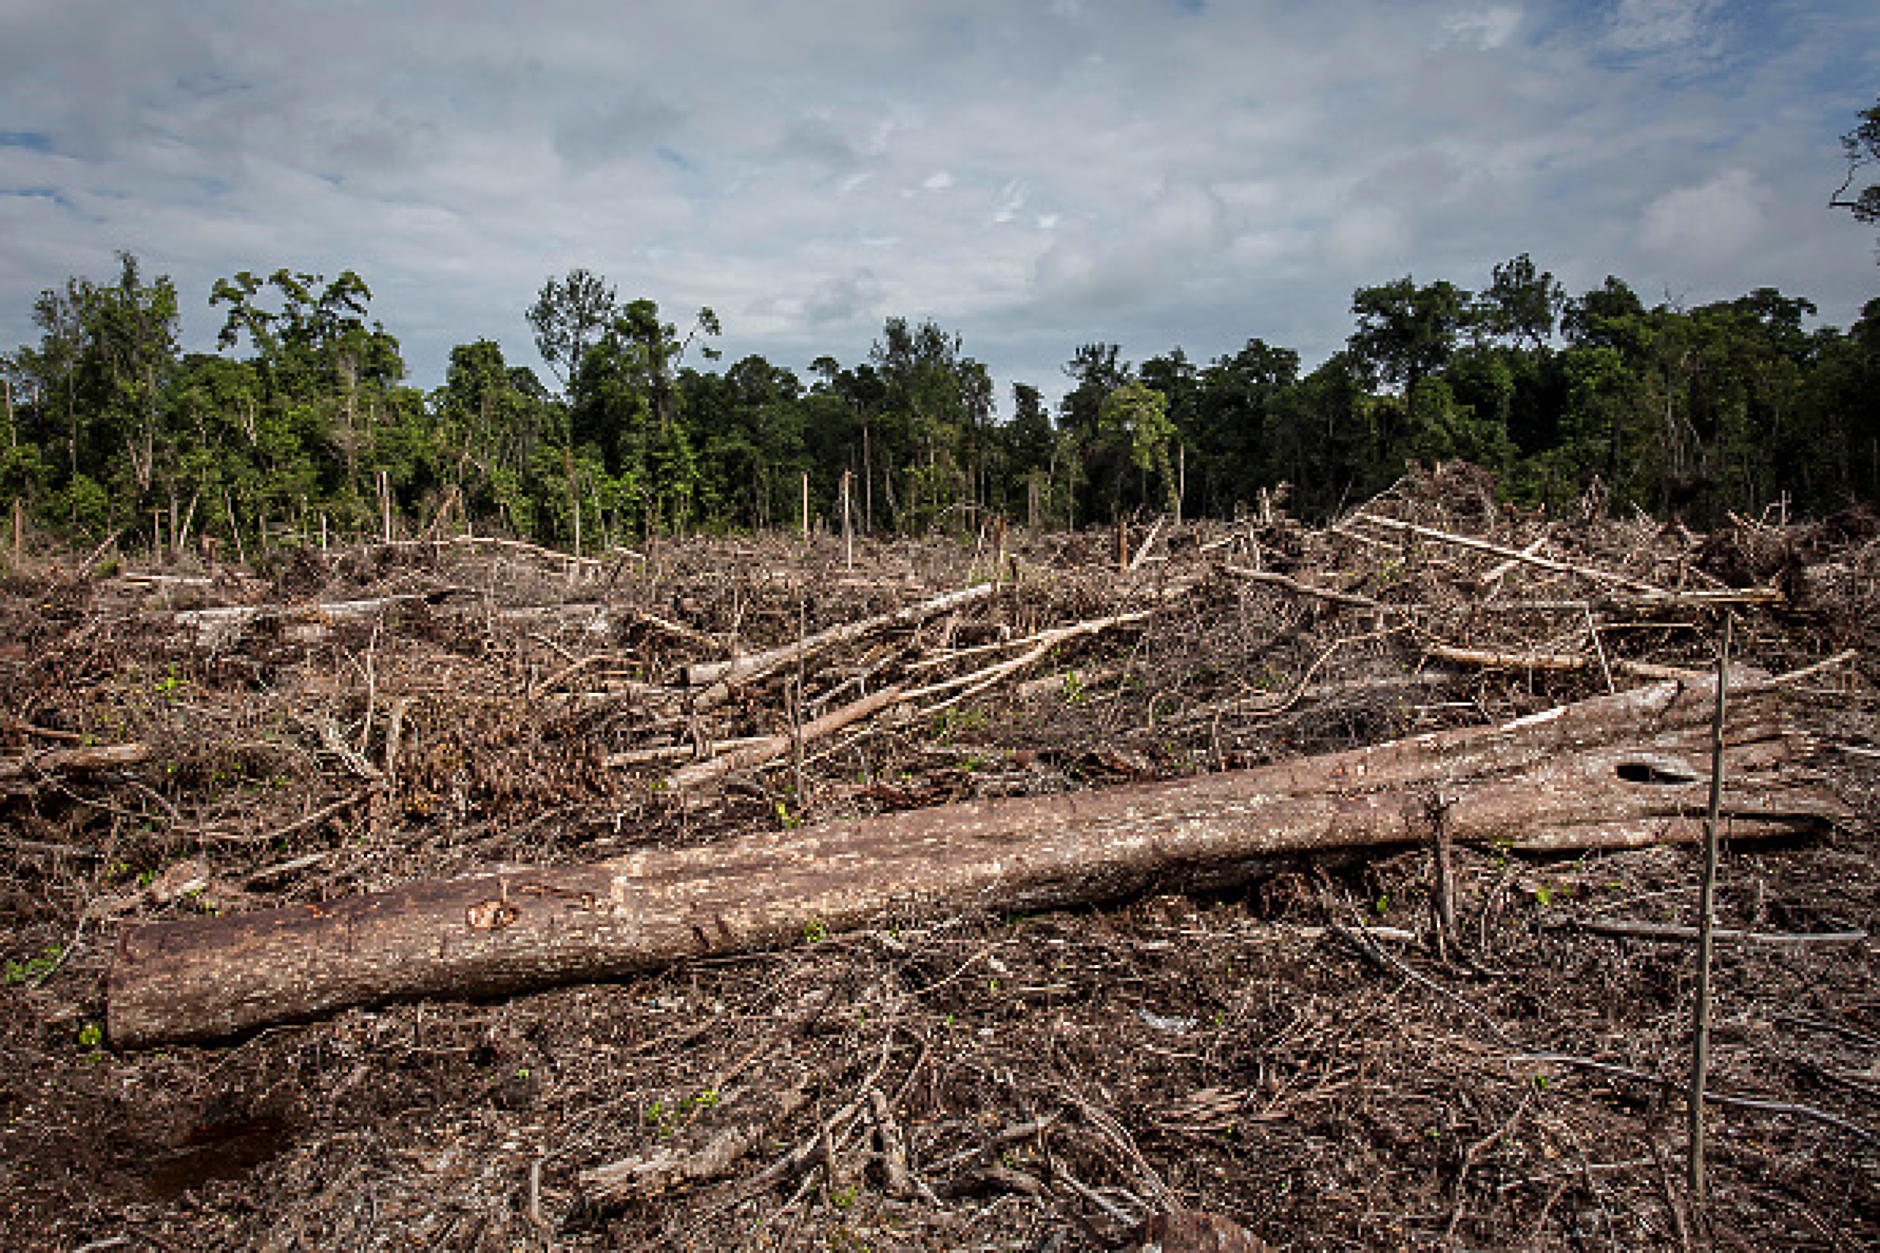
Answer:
[1331,922,1516,1048]
[383,696,410,787]
[1767,648,1859,686]
[1581,920,1866,948]
[1126,515,1164,572]
[1773,1013,1880,1048]
[207,787,379,846]
[1426,794,1459,962]
[1689,613,1731,1202]
[0,742,152,785]
[1586,606,1616,695]
[1475,530,1554,591]
[1513,1053,1880,1146]
[603,736,774,768]
[311,714,383,781]
[901,609,1156,715]
[1219,563,1381,609]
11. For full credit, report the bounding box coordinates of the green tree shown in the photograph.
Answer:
[1475,254,1564,350]
[528,269,618,397]
[1349,277,1472,396]
[1094,381,1176,517]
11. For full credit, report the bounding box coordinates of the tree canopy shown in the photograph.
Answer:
[3,248,1877,558]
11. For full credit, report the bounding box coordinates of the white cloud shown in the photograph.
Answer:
[1639,168,1767,267]
[1442,6,1522,50]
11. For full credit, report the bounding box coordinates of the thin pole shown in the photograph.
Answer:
[841,469,853,570]
[1688,612,1732,1204]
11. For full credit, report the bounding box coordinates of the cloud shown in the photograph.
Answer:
[1317,205,1412,274]
[1604,0,1716,55]
[1442,6,1522,50]
[0,0,1874,408]
[1639,168,1767,268]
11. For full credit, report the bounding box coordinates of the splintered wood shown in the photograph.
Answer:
[106,675,1846,1046]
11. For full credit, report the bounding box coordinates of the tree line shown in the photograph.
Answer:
[3,251,1877,559]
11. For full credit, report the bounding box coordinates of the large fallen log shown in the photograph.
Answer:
[106,676,1847,1046]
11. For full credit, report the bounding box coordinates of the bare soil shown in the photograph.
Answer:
[2,467,1876,1250]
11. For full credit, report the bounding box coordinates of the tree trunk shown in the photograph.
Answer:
[106,677,1844,1047]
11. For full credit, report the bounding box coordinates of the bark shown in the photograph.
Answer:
[106,677,1847,1047]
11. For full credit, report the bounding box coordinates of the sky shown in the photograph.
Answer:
[1,0,1876,411]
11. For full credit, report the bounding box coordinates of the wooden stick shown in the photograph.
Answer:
[665,685,907,792]
[0,743,151,785]
[1580,920,1866,947]
[1689,614,1732,1203]
[1220,564,1382,609]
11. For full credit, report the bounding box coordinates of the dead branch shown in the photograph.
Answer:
[663,684,908,792]
[1220,563,1383,609]
[1349,512,1693,600]
[0,743,151,787]
[1579,920,1868,948]
[576,1079,810,1205]
[684,583,993,690]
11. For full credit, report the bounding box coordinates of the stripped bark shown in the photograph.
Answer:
[106,676,1847,1047]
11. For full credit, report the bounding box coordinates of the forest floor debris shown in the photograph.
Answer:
[2,464,1876,1249]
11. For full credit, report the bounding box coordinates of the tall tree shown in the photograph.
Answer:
[1475,254,1565,350]
[1830,95,1880,253]
[527,269,618,397]
[1348,277,1471,396]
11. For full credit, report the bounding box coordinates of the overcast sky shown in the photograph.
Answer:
[2,0,1876,410]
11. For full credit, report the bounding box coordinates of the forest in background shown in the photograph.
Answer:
[2,249,1877,560]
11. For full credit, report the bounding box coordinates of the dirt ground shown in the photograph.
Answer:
[2,466,1876,1250]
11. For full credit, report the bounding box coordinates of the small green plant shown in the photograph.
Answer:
[1374,893,1390,915]
[153,665,186,697]
[1533,885,1553,907]
[3,946,61,985]
[803,918,828,944]
[828,1184,856,1210]
[78,1023,103,1049]
[774,800,801,829]
[1061,672,1085,703]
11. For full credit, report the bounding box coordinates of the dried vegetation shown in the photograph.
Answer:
[1,464,1877,1249]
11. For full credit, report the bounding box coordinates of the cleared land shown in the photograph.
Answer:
[2,464,1876,1249]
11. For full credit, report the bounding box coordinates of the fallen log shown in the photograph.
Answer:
[106,676,1847,1046]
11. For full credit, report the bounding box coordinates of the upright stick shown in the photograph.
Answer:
[1688,613,1732,1204]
